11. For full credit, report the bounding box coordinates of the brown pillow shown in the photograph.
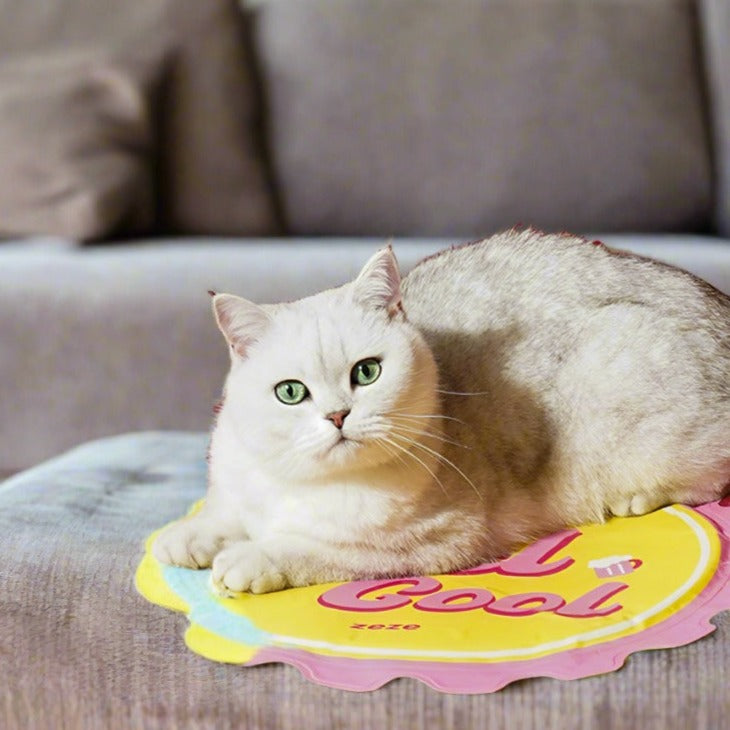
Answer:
[0,51,161,241]
[0,0,281,236]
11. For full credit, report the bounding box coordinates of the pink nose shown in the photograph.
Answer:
[326,410,350,429]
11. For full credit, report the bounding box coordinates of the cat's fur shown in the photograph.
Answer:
[153,229,730,594]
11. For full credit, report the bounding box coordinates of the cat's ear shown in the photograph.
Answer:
[353,245,403,317]
[211,293,271,359]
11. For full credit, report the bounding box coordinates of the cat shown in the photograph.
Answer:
[153,229,730,594]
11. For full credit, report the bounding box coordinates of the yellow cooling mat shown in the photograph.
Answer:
[136,499,730,692]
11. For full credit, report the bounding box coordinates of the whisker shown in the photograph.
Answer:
[378,436,449,497]
[293,433,331,454]
[374,437,409,470]
[389,432,483,502]
[359,439,395,469]
[435,389,490,396]
[388,423,470,449]
[386,410,467,427]
[390,364,488,398]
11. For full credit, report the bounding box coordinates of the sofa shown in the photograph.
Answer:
[1,0,730,728]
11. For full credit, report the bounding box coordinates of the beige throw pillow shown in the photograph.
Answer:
[0,0,280,236]
[0,51,161,241]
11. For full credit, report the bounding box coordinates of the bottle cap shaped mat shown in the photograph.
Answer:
[136,499,730,693]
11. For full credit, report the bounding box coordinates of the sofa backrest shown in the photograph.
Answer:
[2,0,729,239]
[700,0,730,236]
[248,0,719,237]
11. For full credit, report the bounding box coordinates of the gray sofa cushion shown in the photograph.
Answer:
[0,0,279,236]
[2,430,730,729]
[252,0,712,236]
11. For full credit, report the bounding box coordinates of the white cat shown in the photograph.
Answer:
[153,229,730,594]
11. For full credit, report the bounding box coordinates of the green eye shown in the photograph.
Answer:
[274,380,309,405]
[351,358,382,387]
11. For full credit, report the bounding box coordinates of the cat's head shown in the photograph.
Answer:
[211,247,440,482]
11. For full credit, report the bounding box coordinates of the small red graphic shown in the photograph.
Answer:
[589,556,642,579]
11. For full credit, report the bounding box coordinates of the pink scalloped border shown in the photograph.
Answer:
[239,500,730,693]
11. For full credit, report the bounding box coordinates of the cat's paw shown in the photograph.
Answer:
[609,493,664,518]
[152,519,226,569]
[211,541,287,595]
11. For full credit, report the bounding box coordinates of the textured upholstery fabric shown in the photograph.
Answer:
[251,0,712,236]
[700,0,730,235]
[0,0,278,236]
[1,431,729,730]
[0,50,160,240]
[0,235,728,473]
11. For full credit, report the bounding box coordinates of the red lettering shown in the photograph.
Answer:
[555,582,629,618]
[456,529,581,577]
[496,530,581,576]
[318,566,631,621]
[414,588,495,613]
[487,592,565,616]
[454,559,501,576]
[317,577,441,612]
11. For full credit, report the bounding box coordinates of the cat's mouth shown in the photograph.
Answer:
[323,432,359,457]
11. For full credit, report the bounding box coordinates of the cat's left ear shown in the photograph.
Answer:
[353,245,403,317]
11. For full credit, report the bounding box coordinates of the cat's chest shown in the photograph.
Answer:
[232,480,397,541]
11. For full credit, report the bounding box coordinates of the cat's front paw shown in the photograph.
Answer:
[609,493,665,518]
[152,519,226,569]
[211,541,287,595]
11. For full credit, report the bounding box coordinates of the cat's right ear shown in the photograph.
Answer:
[211,293,271,359]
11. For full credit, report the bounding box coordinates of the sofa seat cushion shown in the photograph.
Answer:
[2,430,730,729]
